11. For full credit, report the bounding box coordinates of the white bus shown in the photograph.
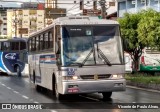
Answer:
[28,16,126,100]
[139,47,160,74]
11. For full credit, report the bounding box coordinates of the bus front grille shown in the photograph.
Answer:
[80,74,111,80]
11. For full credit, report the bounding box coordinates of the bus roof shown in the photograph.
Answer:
[29,16,119,38]
[0,39,8,42]
[8,38,28,42]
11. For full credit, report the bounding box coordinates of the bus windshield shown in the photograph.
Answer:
[62,25,123,66]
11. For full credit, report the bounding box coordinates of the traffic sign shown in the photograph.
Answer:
[19,28,28,34]
[83,9,101,16]
[45,8,66,19]
[109,2,115,6]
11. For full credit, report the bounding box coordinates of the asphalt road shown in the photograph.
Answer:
[0,75,159,112]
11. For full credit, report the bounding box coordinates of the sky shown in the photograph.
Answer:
[0,0,44,7]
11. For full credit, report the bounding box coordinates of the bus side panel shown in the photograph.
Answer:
[36,54,57,90]
[0,52,8,73]
[0,51,25,74]
[28,55,35,82]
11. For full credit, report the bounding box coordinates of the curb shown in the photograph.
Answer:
[126,81,160,92]
[126,85,160,93]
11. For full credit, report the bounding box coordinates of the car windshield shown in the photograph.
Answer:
[62,25,123,66]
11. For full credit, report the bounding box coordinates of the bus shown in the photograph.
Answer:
[28,16,126,100]
[139,47,160,74]
[0,38,28,76]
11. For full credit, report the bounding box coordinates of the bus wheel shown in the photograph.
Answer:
[102,92,112,101]
[55,81,63,100]
[16,66,21,77]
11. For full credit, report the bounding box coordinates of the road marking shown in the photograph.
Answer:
[1,84,6,86]
[22,95,29,99]
[34,101,39,104]
[13,90,19,94]
[51,110,57,112]
[127,85,160,93]
[79,95,100,101]
[6,87,11,90]
[24,79,30,83]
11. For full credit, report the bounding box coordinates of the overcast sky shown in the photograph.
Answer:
[0,0,44,7]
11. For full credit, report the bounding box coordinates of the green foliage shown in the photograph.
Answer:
[118,9,160,71]
[118,13,141,51]
[125,74,160,84]
[137,9,160,48]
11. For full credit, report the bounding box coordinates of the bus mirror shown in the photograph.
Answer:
[55,42,58,54]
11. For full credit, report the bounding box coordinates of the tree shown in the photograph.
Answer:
[138,9,160,48]
[118,9,160,72]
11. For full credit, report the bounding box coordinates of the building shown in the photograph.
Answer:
[7,9,45,38]
[117,0,160,17]
[21,2,45,10]
[0,7,19,38]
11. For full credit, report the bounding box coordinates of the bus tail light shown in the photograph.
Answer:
[141,56,145,65]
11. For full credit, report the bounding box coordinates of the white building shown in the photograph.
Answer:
[0,7,16,38]
[117,0,160,17]
[7,9,45,38]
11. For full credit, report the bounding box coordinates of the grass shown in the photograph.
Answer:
[125,73,160,84]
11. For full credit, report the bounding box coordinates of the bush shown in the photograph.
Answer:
[125,73,160,84]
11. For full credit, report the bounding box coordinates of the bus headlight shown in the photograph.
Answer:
[63,76,80,80]
[112,74,124,79]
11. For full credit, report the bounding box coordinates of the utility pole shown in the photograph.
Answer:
[14,9,17,37]
[99,0,106,19]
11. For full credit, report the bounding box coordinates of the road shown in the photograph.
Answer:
[0,75,159,112]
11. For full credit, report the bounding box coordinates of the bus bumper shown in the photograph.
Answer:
[61,79,126,94]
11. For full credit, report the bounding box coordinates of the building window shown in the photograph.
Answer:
[3,18,7,20]
[24,21,28,23]
[38,15,42,16]
[38,21,43,23]
[1,14,6,16]
[3,23,7,25]
[3,28,7,30]
[24,15,28,16]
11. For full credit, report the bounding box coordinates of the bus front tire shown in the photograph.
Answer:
[55,82,63,100]
[16,66,21,77]
[102,92,112,101]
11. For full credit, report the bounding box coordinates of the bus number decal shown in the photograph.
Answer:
[67,68,77,76]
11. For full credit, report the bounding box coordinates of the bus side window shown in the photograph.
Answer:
[31,37,36,51]
[36,36,39,51]
[40,34,44,50]
[20,42,26,50]
[11,42,20,51]
[49,31,53,50]
[29,39,32,52]
[2,42,10,51]
[44,32,49,49]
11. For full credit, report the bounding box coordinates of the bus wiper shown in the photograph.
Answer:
[96,43,112,66]
[68,62,83,67]
[82,48,94,66]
